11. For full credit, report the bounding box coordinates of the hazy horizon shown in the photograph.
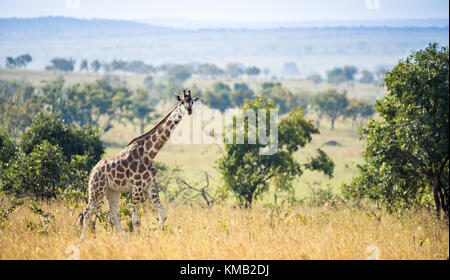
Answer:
[0,1,448,75]
[0,0,448,29]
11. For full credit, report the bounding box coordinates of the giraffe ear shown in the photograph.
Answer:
[193,96,200,102]
[175,95,182,102]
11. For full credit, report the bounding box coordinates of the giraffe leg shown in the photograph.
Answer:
[106,190,123,235]
[145,183,166,231]
[80,182,104,240]
[131,188,143,236]
[80,202,98,241]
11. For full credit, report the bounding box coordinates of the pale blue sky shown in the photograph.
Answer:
[0,0,448,22]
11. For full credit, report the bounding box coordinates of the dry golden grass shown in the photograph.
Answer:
[0,197,448,260]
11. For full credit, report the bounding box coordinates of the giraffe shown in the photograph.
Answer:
[78,89,200,240]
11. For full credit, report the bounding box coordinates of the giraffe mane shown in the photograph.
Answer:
[127,103,181,147]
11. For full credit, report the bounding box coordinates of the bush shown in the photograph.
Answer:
[1,141,65,199]
[0,114,104,200]
[20,113,103,171]
[0,128,16,164]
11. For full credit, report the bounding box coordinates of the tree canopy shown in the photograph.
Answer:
[343,43,449,218]
[218,97,334,207]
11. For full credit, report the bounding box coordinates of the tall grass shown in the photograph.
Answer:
[0,196,447,260]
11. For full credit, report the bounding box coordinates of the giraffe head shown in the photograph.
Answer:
[175,89,200,115]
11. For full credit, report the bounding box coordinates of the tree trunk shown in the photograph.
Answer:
[244,193,253,209]
[331,118,335,130]
[432,175,441,220]
[431,174,448,221]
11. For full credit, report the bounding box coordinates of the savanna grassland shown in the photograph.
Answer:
[0,69,448,260]
[0,195,448,260]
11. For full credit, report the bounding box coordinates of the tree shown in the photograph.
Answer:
[15,54,32,68]
[90,60,101,73]
[202,82,232,112]
[0,80,41,137]
[375,67,389,84]
[343,65,358,81]
[5,54,32,69]
[229,83,254,108]
[282,62,299,76]
[218,97,334,207]
[167,64,193,84]
[128,89,156,134]
[345,98,375,129]
[5,57,16,68]
[45,57,76,72]
[359,70,375,84]
[327,65,358,84]
[313,89,349,130]
[39,78,133,134]
[259,82,302,114]
[306,73,323,84]
[196,63,224,78]
[80,60,89,72]
[343,43,449,219]
[225,63,244,78]
[245,66,261,78]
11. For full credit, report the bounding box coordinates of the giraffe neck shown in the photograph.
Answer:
[138,104,185,159]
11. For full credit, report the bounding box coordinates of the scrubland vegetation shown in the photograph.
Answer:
[0,44,448,260]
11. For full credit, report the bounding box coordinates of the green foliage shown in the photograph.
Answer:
[1,114,103,199]
[128,88,157,133]
[218,97,334,207]
[229,83,254,108]
[259,82,302,114]
[343,43,449,216]
[201,82,232,112]
[0,80,41,137]
[0,197,24,230]
[313,89,349,130]
[345,98,375,129]
[1,140,65,199]
[307,185,335,207]
[20,113,103,170]
[0,128,17,164]
[25,201,57,234]
[39,78,135,133]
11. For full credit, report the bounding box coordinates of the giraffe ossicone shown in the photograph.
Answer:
[79,89,200,240]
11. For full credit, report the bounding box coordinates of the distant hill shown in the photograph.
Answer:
[139,18,450,30]
[0,17,174,40]
[0,17,448,76]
